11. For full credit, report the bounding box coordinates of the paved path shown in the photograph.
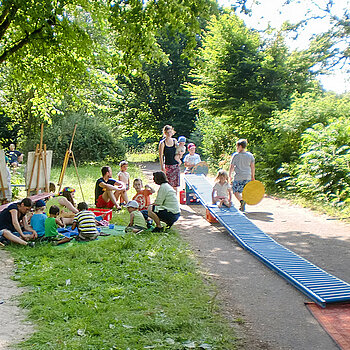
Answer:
[140,162,350,349]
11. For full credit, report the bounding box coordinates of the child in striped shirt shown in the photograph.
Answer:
[72,202,99,241]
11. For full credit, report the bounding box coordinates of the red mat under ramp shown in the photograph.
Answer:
[306,302,350,349]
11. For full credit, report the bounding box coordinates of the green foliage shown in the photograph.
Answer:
[0,0,219,143]
[195,111,236,164]
[114,28,207,141]
[280,118,350,205]
[282,0,350,71]
[257,92,350,190]
[186,11,318,168]
[22,111,125,166]
[0,110,21,145]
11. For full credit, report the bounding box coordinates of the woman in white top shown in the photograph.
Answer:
[148,171,181,232]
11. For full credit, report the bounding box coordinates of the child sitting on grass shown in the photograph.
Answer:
[125,200,147,233]
[118,160,130,205]
[30,199,47,239]
[175,136,186,164]
[71,202,99,241]
[44,205,66,242]
[212,169,232,208]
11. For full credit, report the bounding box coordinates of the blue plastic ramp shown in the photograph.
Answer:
[184,174,350,307]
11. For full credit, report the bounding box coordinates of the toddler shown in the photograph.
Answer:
[212,169,232,208]
[72,202,99,241]
[118,160,130,204]
[125,200,147,233]
[175,136,186,164]
[30,199,47,238]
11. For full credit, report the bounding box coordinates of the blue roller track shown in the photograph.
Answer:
[184,174,350,308]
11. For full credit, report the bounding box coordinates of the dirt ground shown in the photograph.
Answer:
[0,250,33,350]
[2,162,350,349]
[140,162,350,350]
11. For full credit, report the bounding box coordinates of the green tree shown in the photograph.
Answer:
[281,0,350,71]
[114,30,202,141]
[186,11,317,164]
[0,0,218,143]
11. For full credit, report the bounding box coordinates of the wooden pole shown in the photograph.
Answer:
[27,144,39,196]
[71,151,85,202]
[57,124,78,194]
[43,143,49,193]
[0,171,6,199]
[35,125,44,193]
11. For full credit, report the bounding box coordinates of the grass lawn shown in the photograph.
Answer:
[8,162,238,349]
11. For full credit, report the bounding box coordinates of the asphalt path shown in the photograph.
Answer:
[140,162,349,350]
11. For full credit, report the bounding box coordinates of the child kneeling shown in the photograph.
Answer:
[72,202,99,241]
[125,200,147,233]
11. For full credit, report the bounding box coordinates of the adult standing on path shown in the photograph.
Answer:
[228,138,255,212]
[159,125,180,192]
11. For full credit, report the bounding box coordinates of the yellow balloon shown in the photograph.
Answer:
[242,180,265,205]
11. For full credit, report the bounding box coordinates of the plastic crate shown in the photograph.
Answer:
[206,209,218,223]
[88,208,113,222]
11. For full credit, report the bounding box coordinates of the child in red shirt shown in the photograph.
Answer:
[132,178,155,227]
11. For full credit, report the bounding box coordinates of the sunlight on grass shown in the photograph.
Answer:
[8,162,238,349]
[126,152,158,163]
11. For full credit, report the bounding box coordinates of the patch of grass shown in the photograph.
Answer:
[10,231,236,349]
[126,152,158,163]
[8,163,237,349]
[273,190,350,223]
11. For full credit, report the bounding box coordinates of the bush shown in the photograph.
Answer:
[258,92,350,191]
[23,111,126,165]
[281,119,350,205]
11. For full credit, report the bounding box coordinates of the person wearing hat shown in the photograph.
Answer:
[30,199,48,239]
[125,200,147,233]
[175,136,186,165]
[184,143,201,174]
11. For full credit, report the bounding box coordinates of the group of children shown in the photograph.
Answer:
[30,198,101,244]
[174,136,202,173]
[3,137,253,246]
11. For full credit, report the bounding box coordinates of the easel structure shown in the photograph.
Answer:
[0,149,9,201]
[26,124,52,195]
[57,124,85,201]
